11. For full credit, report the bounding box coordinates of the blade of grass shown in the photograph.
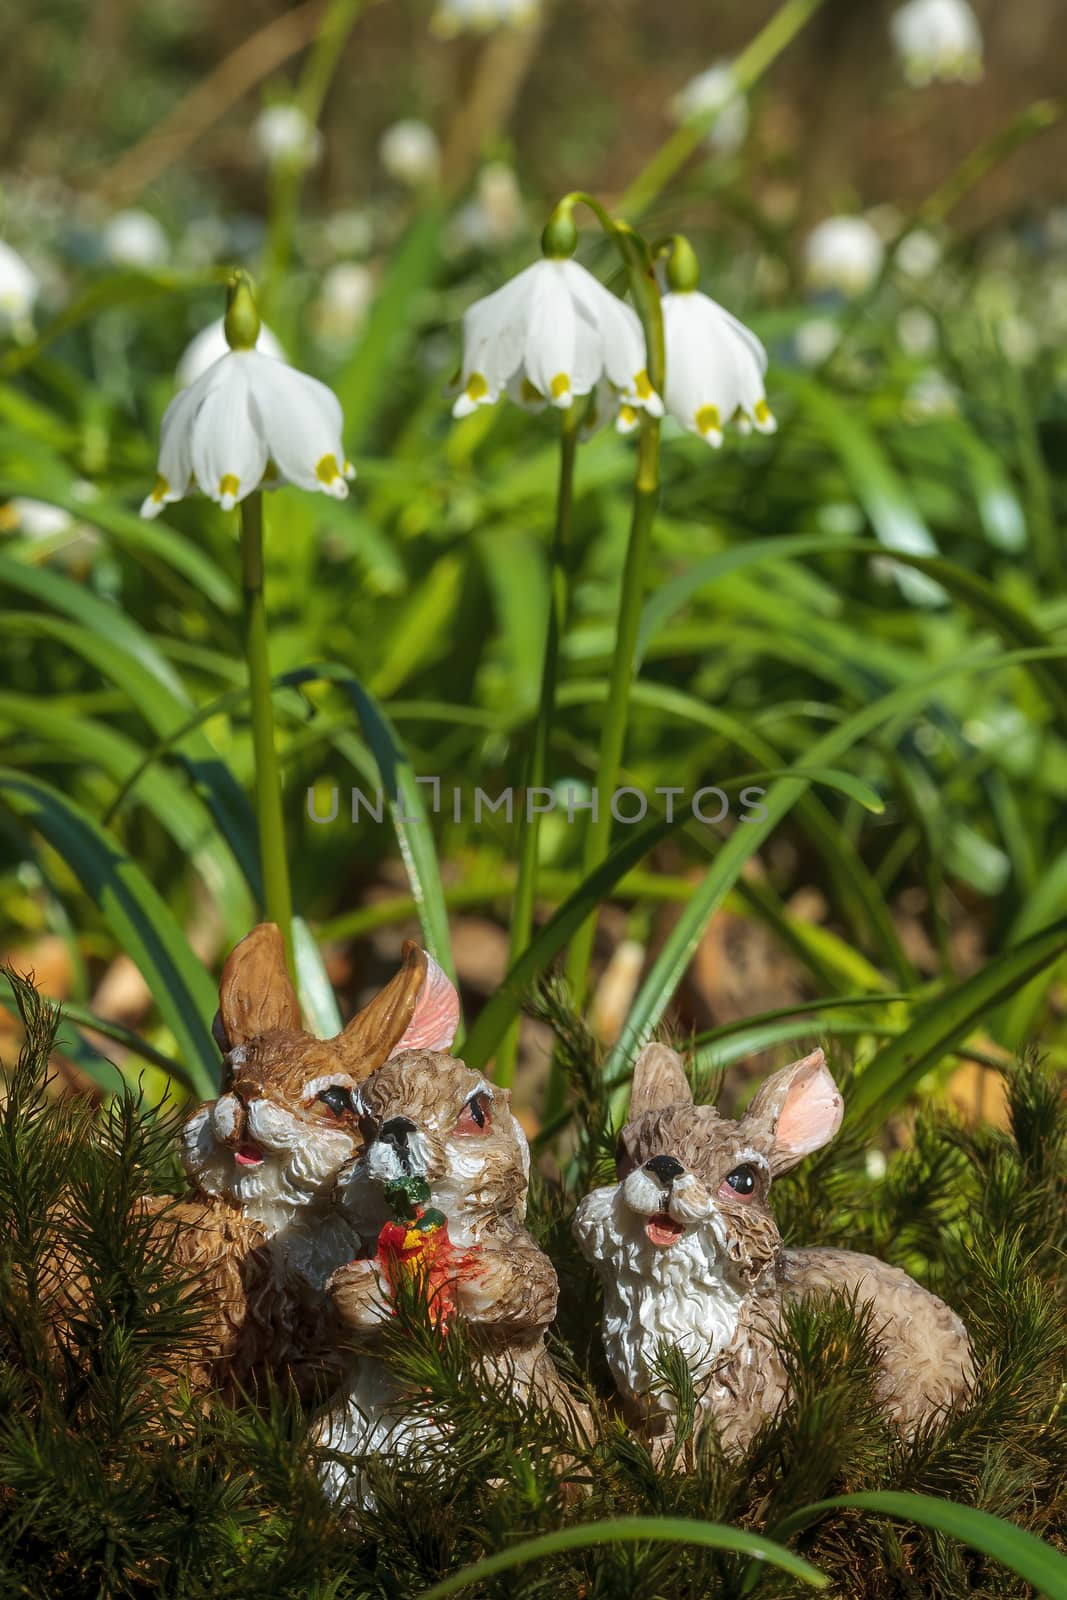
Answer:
[759,1492,1067,1600]
[846,914,1067,1130]
[419,1514,828,1600]
[0,769,219,1097]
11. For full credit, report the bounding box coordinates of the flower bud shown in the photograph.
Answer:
[666,235,701,294]
[540,204,578,261]
[224,271,262,352]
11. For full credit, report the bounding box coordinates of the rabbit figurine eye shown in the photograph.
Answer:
[316,1084,355,1120]
[454,1090,492,1136]
[720,1163,758,1203]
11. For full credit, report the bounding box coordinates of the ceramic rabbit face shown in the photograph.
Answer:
[338,1054,530,1247]
[577,1045,844,1298]
[182,925,460,1227]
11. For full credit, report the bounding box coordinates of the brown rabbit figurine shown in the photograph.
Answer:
[144,922,458,1396]
[573,1043,973,1455]
[317,1041,581,1504]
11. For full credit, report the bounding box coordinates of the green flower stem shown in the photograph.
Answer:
[261,0,367,316]
[494,402,581,1089]
[559,414,661,1029]
[619,0,828,219]
[537,221,663,1116]
[239,491,294,976]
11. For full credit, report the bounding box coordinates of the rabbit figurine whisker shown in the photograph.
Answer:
[574,1043,974,1456]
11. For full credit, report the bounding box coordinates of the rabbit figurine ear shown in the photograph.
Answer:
[629,1042,693,1118]
[387,949,459,1055]
[215,922,302,1049]
[742,1048,843,1175]
[333,942,459,1076]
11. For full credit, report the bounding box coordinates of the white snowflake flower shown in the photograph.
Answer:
[379,120,440,187]
[794,316,841,368]
[4,498,73,540]
[890,0,983,86]
[103,210,170,270]
[447,163,524,254]
[312,263,375,342]
[0,241,39,333]
[452,256,662,421]
[253,104,323,169]
[176,317,285,389]
[670,61,749,155]
[142,279,352,520]
[895,227,943,279]
[661,289,775,447]
[432,0,539,34]
[805,216,885,297]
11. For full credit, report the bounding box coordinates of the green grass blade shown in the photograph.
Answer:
[0,606,260,898]
[332,674,455,985]
[0,769,219,1098]
[293,915,343,1036]
[601,642,1067,1093]
[0,478,237,611]
[846,914,1067,1128]
[418,1514,828,1599]
[462,819,677,1074]
[0,692,254,938]
[765,1492,1067,1599]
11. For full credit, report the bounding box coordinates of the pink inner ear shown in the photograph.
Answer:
[389,953,460,1056]
[776,1060,844,1157]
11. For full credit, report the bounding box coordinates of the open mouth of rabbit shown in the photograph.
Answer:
[645,1212,685,1248]
[234,1141,265,1168]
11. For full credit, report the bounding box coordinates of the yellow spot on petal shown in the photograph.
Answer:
[465,372,489,402]
[754,399,772,424]
[219,473,239,500]
[634,370,654,400]
[618,404,638,429]
[695,405,721,436]
[550,373,571,400]
[521,378,544,405]
[315,454,342,486]
[150,473,170,503]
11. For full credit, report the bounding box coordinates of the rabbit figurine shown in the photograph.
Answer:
[317,1040,580,1504]
[146,922,458,1396]
[573,1043,973,1455]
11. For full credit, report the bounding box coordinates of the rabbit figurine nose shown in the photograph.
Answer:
[379,1116,417,1148]
[644,1154,684,1185]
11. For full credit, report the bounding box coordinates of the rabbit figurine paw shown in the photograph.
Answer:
[316,1039,588,1506]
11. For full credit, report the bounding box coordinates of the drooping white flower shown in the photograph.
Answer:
[670,61,749,155]
[896,306,939,356]
[3,498,73,539]
[379,119,440,188]
[0,241,39,333]
[103,209,169,270]
[660,289,775,447]
[253,103,323,169]
[452,256,662,421]
[890,0,982,86]
[311,263,375,342]
[432,0,539,33]
[142,283,352,519]
[805,216,885,297]
[895,227,942,279]
[794,316,841,368]
[447,163,524,254]
[176,316,285,389]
